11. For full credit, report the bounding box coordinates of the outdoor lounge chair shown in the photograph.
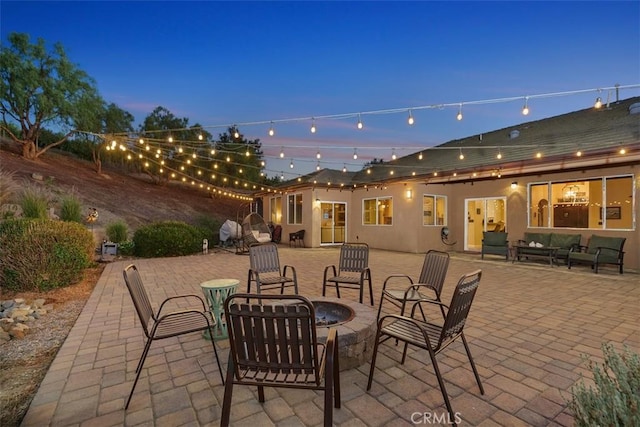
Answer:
[122,264,224,409]
[567,235,626,274]
[221,294,340,427]
[322,242,374,305]
[367,270,484,426]
[481,231,509,260]
[247,242,299,294]
[376,250,450,320]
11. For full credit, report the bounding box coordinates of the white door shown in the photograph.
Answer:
[320,202,346,244]
[465,197,506,251]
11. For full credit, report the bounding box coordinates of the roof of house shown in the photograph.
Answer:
[274,97,640,191]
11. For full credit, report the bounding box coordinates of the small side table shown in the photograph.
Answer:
[200,278,239,340]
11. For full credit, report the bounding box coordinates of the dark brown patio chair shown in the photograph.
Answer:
[221,294,340,427]
[367,270,484,425]
[376,250,450,320]
[122,264,224,409]
[322,242,373,305]
[247,242,299,294]
[289,229,305,247]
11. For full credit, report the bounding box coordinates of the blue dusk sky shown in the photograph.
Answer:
[2,1,639,178]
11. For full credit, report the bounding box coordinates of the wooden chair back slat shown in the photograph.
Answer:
[417,250,450,297]
[338,243,369,274]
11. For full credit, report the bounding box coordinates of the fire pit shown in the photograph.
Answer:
[311,297,377,370]
[313,300,354,327]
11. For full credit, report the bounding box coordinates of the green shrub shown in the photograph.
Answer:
[105,220,129,243]
[133,221,206,258]
[117,240,135,256]
[19,185,51,219]
[0,219,95,292]
[194,215,221,245]
[568,343,640,426]
[59,193,83,223]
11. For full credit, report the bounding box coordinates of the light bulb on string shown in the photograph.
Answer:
[418,152,423,160]
[268,122,275,136]
[198,133,203,141]
[316,162,321,171]
[279,147,284,158]
[357,114,363,130]
[594,90,603,109]
[168,136,173,143]
[496,151,502,160]
[456,104,463,121]
[353,148,358,160]
[233,128,240,139]
[576,150,582,157]
[407,110,414,125]
[522,97,530,115]
[289,159,294,169]
[459,148,465,160]
[310,118,316,134]
[316,150,321,159]
[342,164,347,173]
[391,148,397,160]
[280,172,284,180]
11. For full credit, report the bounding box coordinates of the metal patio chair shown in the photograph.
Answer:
[221,294,340,427]
[247,242,299,294]
[122,264,224,409]
[322,242,373,305]
[376,249,450,320]
[367,270,484,425]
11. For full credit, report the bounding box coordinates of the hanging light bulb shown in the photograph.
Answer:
[310,118,316,134]
[233,129,240,139]
[418,152,423,160]
[353,148,358,160]
[138,138,144,144]
[342,164,347,173]
[268,122,275,136]
[357,114,363,130]
[245,146,251,156]
[279,147,284,158]
[316,162,321,171]
[168,136,173,143]
[391,148,397,160]
[407,110,414,125]
[522,97,530,115]
[496,151,502,160]
[576,150,582,157]
[456,104,463,121]
[280,172,284,180]
[198,132,203,141]
[536,151,542,159]
[594,96,602,109]
[316,150,321,159]
[459,148,465,160]
[289,159,294,169]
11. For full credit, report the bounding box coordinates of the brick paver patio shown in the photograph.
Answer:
[21,247,639,426]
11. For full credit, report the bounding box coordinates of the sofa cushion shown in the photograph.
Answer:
[523,232,551,246]
[587,235,626,261]
[483,232,508,246]
[550,233,581,249]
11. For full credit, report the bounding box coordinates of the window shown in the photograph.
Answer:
[528,175,634,230]
[287,194,302,225]
[363,197,393,225]
[423,195,447,226]
[269,196,282,224]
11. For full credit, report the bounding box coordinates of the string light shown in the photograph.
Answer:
[576,150,582,157]
[234,129,240,139]
[418,152,423,160]
[456,104,463,121]
[289,159,294,169]
[316,150,321,159]
[522,97,530,115]
[198,133,203,140]
[268,122,275,136]
[594,97,602,109]
[310,118,316,134]
[168,136,173,143]
[279,147,284,158]
[459,148,465,160]
[357,114,363,130]
[353,148,358,160]
[407,110,414,125]
[391,148,397,160]
[496,151,502,160]
[342,164,347,173]
[316,162,321,171]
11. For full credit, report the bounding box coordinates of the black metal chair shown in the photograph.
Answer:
[376,250,450,320]
[221,294,340,427]
[122,264,224,409]
[367,270,484,425]
[322,242,373,305]
[289,229,306,247]
[247,242,299,294]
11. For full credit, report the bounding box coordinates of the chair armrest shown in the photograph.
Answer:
[378,314,435,346]
[158,294,207,315]
[323,265,337,282]
[319,327,339,375]
[283,264,297,280]
[382,274,414,290]
[407,283,439,299]
[409,298,449,320]
[154,308,212,329]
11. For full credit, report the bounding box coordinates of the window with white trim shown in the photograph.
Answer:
[363,197,393,225]
[423,195,447,226]
[287,194,302,225]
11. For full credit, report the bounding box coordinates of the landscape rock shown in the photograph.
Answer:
[0,298,50,341]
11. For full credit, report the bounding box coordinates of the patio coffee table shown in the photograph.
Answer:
[513,244,560,267]
[200,278,239,340]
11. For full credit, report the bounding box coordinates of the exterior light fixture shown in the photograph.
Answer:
[594,96,602,109]
[357,114,363,129]
[391,148,397,160]
[316,150,321,159]
[279,147,284,158]
[456,104,463,121]
[289,159,294,169]
[407,110,414,125]
[511,181,518,189]
[198,133,203,140]
[342,164,347,173]
[168,136,173,143]
[522,97,530,115]
[405,188,413,199]
[310,118,316,134]
[418,152,423,160]
[316,162,321,171]
[497,151,502,160]
[234,129,240,139]
[459,148,464,160]
[268,122,275,136]
[353,148,358,160]
[576,150,582,157]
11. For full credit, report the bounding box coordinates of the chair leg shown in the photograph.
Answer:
[324,360,334,427]
[461,333,484,395]
[368,275,374,306]
[258,386,265,402]
[428,349,456,425]
[366,326,384,390]
[208,325,225,385]
[221,358,235,427]
[126,338,153,409]
[333,340,341,409]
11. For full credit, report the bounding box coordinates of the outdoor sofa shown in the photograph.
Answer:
[567,235,626,274]
[518,232,582,264]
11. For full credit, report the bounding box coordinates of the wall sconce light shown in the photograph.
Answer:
[511,181,518,189]
[405,189,413,199]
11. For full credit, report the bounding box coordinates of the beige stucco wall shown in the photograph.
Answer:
[263,163,639,271]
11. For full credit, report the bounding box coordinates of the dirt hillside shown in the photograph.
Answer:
[0,141,246,239]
